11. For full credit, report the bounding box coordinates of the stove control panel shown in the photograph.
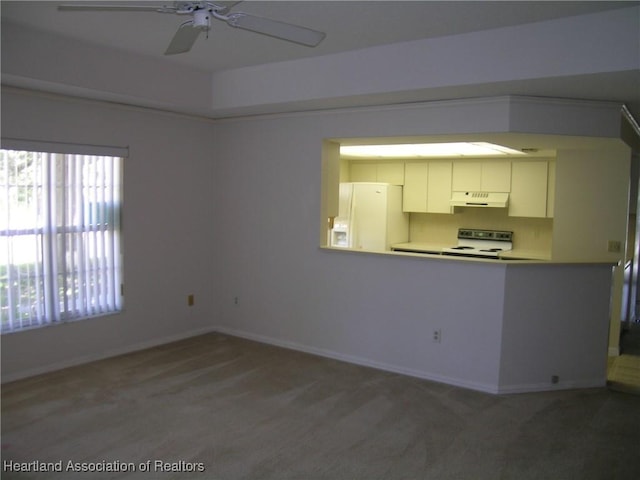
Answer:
[457,229,513,242]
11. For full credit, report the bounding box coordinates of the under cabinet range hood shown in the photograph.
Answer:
[450,191,509,208]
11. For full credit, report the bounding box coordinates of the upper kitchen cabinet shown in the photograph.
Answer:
[403,160,452,213]
[452,160,511,192]
[350,161,404,185]
[509,160,551,218]
[403,162,428,212]
[546,161,556,218]
[427,160,453,213]
[451,161,481,191]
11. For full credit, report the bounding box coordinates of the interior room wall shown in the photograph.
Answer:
[211,97,627,392]
[210,101,521,392]
[1,89,217,381]
[499,263,612,392]
[552,148,630,262]
[2,92,630,391]
[552,148,631,355]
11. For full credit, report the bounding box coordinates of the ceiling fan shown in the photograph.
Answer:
[58,1,326,55]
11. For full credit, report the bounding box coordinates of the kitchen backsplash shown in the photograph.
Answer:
[409,208,553,253]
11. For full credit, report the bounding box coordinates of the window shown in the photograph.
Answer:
[1,142,124,333]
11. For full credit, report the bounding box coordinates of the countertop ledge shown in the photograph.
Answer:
[391,242,551,261]
[321,246,618,266]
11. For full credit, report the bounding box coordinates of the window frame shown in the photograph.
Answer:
[1,138,127,334]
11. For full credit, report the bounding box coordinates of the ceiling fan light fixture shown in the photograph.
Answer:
[192,9,211,29]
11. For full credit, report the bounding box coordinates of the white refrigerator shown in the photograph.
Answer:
[330,182,409,251]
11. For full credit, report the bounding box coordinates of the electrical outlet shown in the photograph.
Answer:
[433,329,441,343]
[607,240,621,253]
[187,294,194,306]
[234,296,239,306]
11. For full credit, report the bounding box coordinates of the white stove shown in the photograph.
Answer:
[442,229,513,258]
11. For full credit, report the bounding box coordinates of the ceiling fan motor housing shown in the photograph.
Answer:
[193,9,211,30]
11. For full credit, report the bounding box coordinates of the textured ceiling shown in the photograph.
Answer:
[2,1,635,73]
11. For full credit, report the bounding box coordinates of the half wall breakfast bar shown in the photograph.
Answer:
[323,248,614,394]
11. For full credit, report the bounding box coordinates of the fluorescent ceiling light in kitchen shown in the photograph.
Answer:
[340,142,525,158]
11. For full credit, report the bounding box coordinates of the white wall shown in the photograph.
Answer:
[1,92,630,392]
[1,89,217,381]
[210,97,625,392]
[553,148,630,262]
[500,264,613,392]
[551,147,631,354]
[209,100,520,392]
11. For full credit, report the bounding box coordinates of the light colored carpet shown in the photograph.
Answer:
[2,333,640,479]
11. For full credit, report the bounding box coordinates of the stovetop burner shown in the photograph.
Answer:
[442,229,513,258]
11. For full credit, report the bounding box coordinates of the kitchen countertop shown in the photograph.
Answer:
[391,242,550,261]
[323,245,618,266]
[390,242,449,254]
[500,249,551,261]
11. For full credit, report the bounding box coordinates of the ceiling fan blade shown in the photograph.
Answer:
[58,4,175,13]
[214,1,243,15]
[225,13,325,47]
[165,22,202,55]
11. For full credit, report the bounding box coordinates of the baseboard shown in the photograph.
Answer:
[496,378,607,394]
[214,325,500,394]
[609,346,620,356]
[5,324,606,395]
[1,325,218,384]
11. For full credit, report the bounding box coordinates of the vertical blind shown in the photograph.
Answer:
[1,144,124,333]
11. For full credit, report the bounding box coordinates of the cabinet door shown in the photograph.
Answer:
[427,161,452,213]
[509,161,548,218]
[481,161,511,192]
[453,160,511,192]
[546,161,555,218]
[403,162,428,212]
[452,161,481,191]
